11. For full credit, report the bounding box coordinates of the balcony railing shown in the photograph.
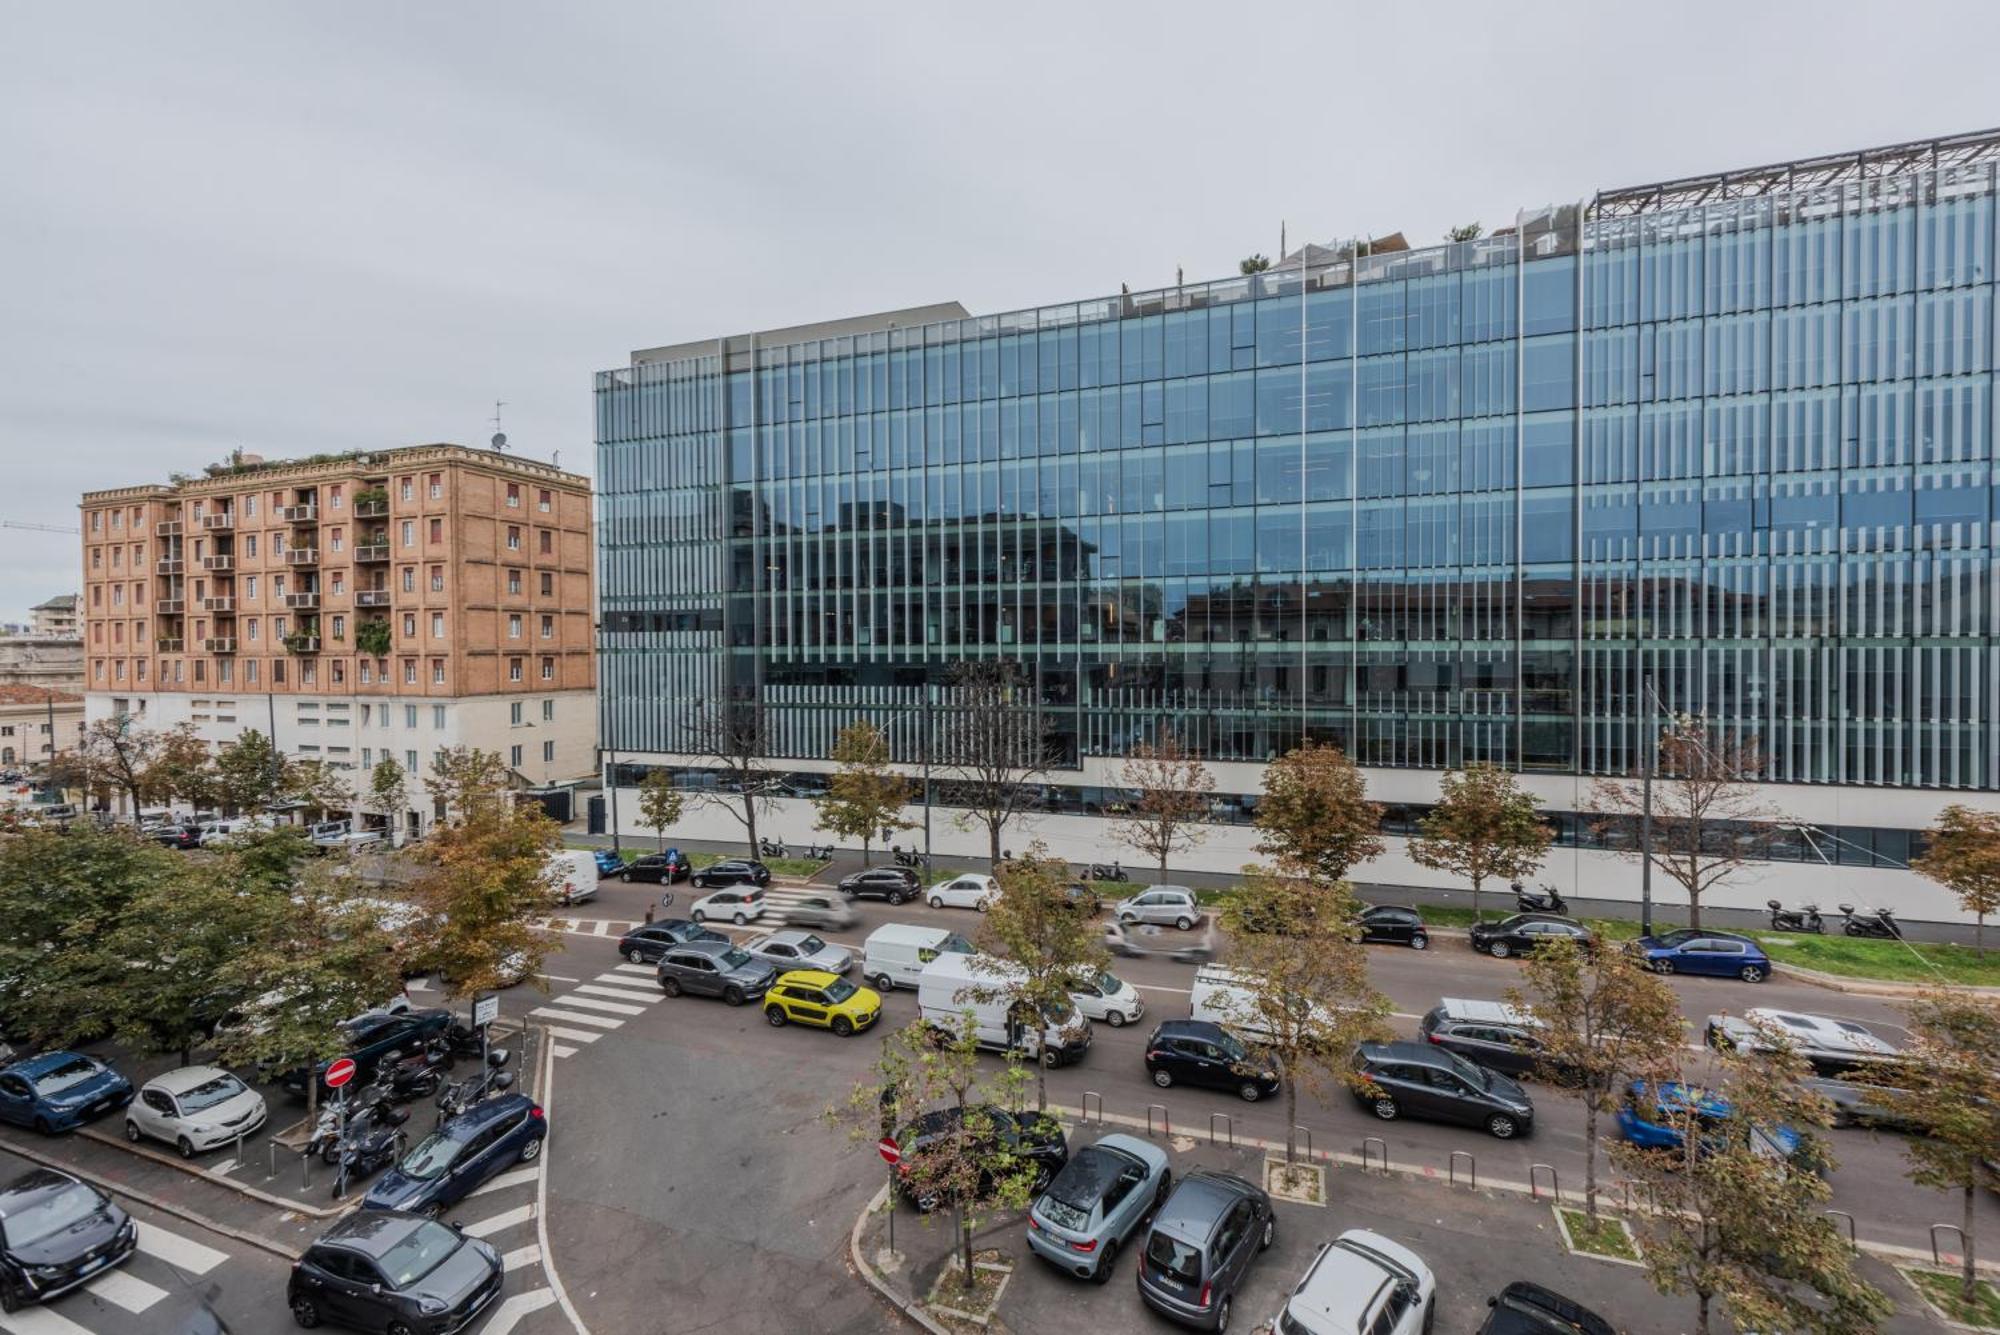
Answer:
[280,504,318,523]
[154,598,185,616]
[155,637,184,653]
[201,554,233,572]
[200,512,234,531]
[283,634,321,654]
[155,559,184,575]
[202,637,237,654]
[354,542,391,563]
[155,520,183,537]
[202,596,234,613]
[356,589,392,607]
[354,500,389,519]
[284,591,320,610]
[284,549,319,566]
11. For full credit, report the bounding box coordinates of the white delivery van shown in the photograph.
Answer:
[546,849,598,906]
[863,924,974,993]
[916,951,1093,1068]
[1189,964,1347,1045]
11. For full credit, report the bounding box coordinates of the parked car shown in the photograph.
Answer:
[1115,886,1201,930]
[1276,1229,1436,1335]
[689,859,771,890]
[1703,1007,1900,1075]
[895,1104,1068,1212]
[839,866,919,904]
[288,1210,502,1333]
[618,850,691,884]
[656,939,777,1005]
[927,873,999,911]
[123,1066,266,1158]
[0,1052,134,1133]
[616,919,725,965]
[689,886,767,925]
[197,816,272,847]
[1357,904,1430,950]
[1467,913,1595,960]
[1418,998,1574,1083]
[592,847,626,877]
[362,1092,546,1215]
[1143,1019,1280,1103]
[274,1008,452,1099]
[1475,1281,1615,1335]
[1025,1132,1170,1282]
[763,970,880,1036]
[1615,1080,1802,1164]
[149,820,202,850]
[1065,968,1143,1027]
[309,819,353,849]
[862,924,975,992]
[917,952,1093,1067]
[0,1168,137,1313]
[1349,1041,1535,1139]
[1628,929,1770,982]
[1137,1170,1275,1331]
[739,929,852,975]
[778,892,858,931]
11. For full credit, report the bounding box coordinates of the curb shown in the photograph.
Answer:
[76,1124,350,1218]
[531,1023,589,1335]
[1769,960,2000,998]
[848,1182,953,1335]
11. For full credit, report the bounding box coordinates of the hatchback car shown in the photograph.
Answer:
[764,970,880,1036]
[1614,1080,1802,1163]
[927,873,999,911]
[1357,905,1430,950]
[1277,1229,1436,1335]
[839,866,919,904]
[1066,968,1144,1027]
[1115,886,1201,930]
[0,1168,136,1313]
[617,919,725,964]
[124,1066,266,1158]
[657,939,777,1005]
[1143,1019,1280,1103]
[1628,929,1771,982]
[618,850,692,884]
[689,886,767,925]
[895,1105,1068,1213]
[1350,1041,1535,1139]
[1475,1281,1615,1335]
[740,930,852,975]
[362,1092,547,1216]
[0,1052,133,1134]
[1137,1170,1274,1331]
[778,893,858,931]
[1467,913,1595,960]
[1025,1132,1171,1282]
[1418,999,1572,1083]
[689,859,771,890]
[288,1209,502,1334]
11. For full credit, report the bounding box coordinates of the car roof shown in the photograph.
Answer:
[1358,1040,1452,1069]
[672,938,735,958]
[1489,1281,1616,1335]
[146,1066,237,1096]
[0,1168,86,1217]
[1154,1171,1257,1236]
[763,930,813,946]
[4,1050,94,1078]
[775,969,842,989]
[1362,903,1418,915]
[1153,1018,1227,1039]
[1684,930,1756,945]
[1436,998,1540,1028]
[1289,1233,1416,1326]
[1499,913,1576,927]
[318,1208,429,1256]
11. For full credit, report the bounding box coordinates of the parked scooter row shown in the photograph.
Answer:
[1079,859,1129,883]
[1510,882,1567,915]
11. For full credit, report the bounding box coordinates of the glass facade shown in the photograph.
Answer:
[598,157,2000,792]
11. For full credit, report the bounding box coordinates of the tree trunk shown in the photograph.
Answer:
[862,836,872,868]
[656,827,665,853]
[1688,885,1703,932]
[1582,1092,1600,1217]
[1158,841,1168,880]
[959,1208,976,1291]
[1695,1291,1711,1335]
[742,792,759,858]
[988,821,1002,869]
[1977,912,1987,956]
[1284,1081,1299,1164]
[1963,1183,1978,1303]
[1470,872,1484,924]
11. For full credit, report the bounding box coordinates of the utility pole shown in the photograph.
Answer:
[921,682,933,868]
[1638,674,1655,937]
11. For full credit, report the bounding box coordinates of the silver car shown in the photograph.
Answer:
[739,929,853,975]
[779,894,857,931]
[1114,886,1200,929]
[1026,1132,1172,1281]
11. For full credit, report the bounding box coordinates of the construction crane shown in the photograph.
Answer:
[0,520,79,535]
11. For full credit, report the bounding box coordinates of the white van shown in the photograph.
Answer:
[863,923,974,993]
[197,815,273,847]
[917,951,1092,1068]
[1189,964,1344,1044]
[546,849,598,906]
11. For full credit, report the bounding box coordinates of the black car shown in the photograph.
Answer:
[288,1210,502,1335]
[616,919,725,965]
[1419,999,1575,1083]
[1467,913,1595,960]
[276,1008,452,1099]
[149,821,201,850]
[618,851,691,885]
[838,866,918,904]
[895,1104,1069,1212]
[1357,905,1429,950]
[690,859,771,890]
[1143,1019,1281,1103]
[1477,1281,1615,1335]
[1350,1040,1536,1139]
[0,1168,137,1313]
[1137,1170,1275,1331]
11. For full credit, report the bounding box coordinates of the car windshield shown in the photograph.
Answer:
[1145,1230,1203,1285]
[30,1057,100,1095]
[720,948,753,970]
[1214,1030,1250,1062]
[177,1074,247,1113]
[1443,1050,1492,1089]
[375,1221,464,1287]
[398,1130,469,1182]
[796,936,826,954]
[0,1183,101,1247]
[824,978,858,1004]
[1094,971,1122,994]
[939,933,974,955]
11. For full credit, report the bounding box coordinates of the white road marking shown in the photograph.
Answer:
[535,973,579,983]
[472,1167,543,1197]
[206,1159,238,1177]
[480,1289,558,1335]
[0,1303,94,1333]
[463,1204,535,1238]
[530,1007,624,1029]
[85,1267,168,1313]
[542,1026,603,1044]
[572,983,660,1004]
[135,1221,228,1275]
[502,1243,543,1271]
[544,994,646,1017]
[552,1044,577,1058]
[589,920,609,936]
[612,962,654,975]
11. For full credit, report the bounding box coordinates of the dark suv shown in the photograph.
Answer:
[618,851,691,884]
[894,1104,1068,1213]
[276,1008,451,1099]
[1143,1019,1280,1103]
[1418,999,1573,1082]
[656,939,776,1006]
[1476,1281,1615,1335]
[1137,1170,1275,1331]
[839,866,919,904]
[690,859,771,890]
[1350,1041,1536,1139]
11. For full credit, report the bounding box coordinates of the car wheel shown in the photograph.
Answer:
[1423,1297,1435,1334]
[1175,915,1194,930]
[723,986,745,1007]
[872,973,895,993]
[1041,1048,1059,1069]
[1371,1098,1399,1121]
[832,1016,854,1037]
[1118,912,1137,926]
[691,909,707,923]
[626,947,646,964]
[1740,964,1766,983]
[1260,1216,1274,1250]
[1151,1068,1173,1088]
[176,1135,195,1159]
[519,1135,543,1163]
[32,1116,51,1135]
[929,896,944,909]
[124,1119,142,1143]
[619,870,632,882]
[1410,934,1430,951]
[1091,1239,1118,1283]
[1650,957,1674,975]
[1105,1010,1126,1028]
[1487,941,1511,959]
[1487,1113,1520,1139]
[1215,1295,1232,1333]
[975,900,987,914]
[660,977,682,997]
[387,1323,416,1335]
[733,912,748,926]
[289,1296,322,1328]
[888,891,907,906]
[766,1006,788,1027]
[1239,1082,1263,1103]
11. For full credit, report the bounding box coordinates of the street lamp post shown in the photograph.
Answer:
[1638,675,1656,938]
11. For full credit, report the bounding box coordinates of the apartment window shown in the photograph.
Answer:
[91,586,101,607]
[301,661,317,685]
[405,749,417,772]
[507,569,521,595]
[110,547,121,568]
[361,704,371,726]
[508,658,523,682]
[111,586,123,607]
[114,660,125,681]
[93,660,103,681]
[329,528,344,553]
[510,744,522,768]
[399,478,413,502]
[429,565,444,592]
[538,488,552,513]
[506,483,521,508]
[431,612,444,639]
[274,616,288,638]
[540,656,554,681]
[538,530,553,555]
[431,659,445,684]
[109,510,122,530]
[427,473,442,500]
[403,659,416,684]
[400,520,414,547]
[401,567,415,592]
[330,484,343,509]
[404,705,418,727]
[245,575,257,600]
[141,660,152,682]
[510,701,523,725]
[246,618,260,642]
[272,659,286,685]
[331,660,345,684]
[89,511,100,533]
[245,659,258,684]
[244,534,257,557]
[431,705,445,728]
[244,496,257,517]
[331,571,344,595]
[362,747,372,768]
[271,534,284,556]
[331,614,346,639]
[428,518,442,544]
[506,526,521,550]
[359,661,371,684]
[508,615,522,639]
[542,740,554,763]
[541,699,553,722]
[403,613,417,637]
[91,549,101,570]
[540,572,553,596]
[540,615,553,639]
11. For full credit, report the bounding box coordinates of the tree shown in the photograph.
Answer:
[1913,805,2000,954]
[1591,717,1777,931]
[1253,742,1383,884]
[636,769,685,853]
[1445,222,1484,242]
[368,757,410,845]
[973,847,1109,1110]
[685,694,779,857]
[76,715,161,815]
[936,660,1050,867]
[424,746,510,822]
[285,758,352,822]
[102,857,275,1066]
[1238,254,1272,274]
[1113,731,1215,878]
[409,758,561,998]
[1409,763,1554,924]
[1887,990,2000,1306]
[144,723,218,813]
[814,721,913,867]
[213,729,286,815]
[1214,866,1390,1162]
[1505,935,1683,1218]
[1612,1044,1887,1335]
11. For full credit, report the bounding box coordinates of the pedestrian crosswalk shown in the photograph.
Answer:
[531,963,663,1058]
[545,882,828,943]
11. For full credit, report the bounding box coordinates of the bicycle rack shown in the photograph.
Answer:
[1448,1151,1476,1191]
[1146,1104,1171,1139]
[1930,1223,1967,1267]
[1825,1210,1856,1249]
[1360,1137,1390,1174]
[1289,1125,1314,1162]
[1081,1091,1103,1125]
[1208,1113,1235,1147]
[1619,1179,1655,1215]
[1529,1164,1560,1203]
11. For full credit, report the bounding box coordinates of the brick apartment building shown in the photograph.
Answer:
[81,444,595,833]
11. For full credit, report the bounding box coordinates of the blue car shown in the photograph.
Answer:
[1615,1080,1802,1163]
[362,1093,547,1216]
[0,1053,134,1134]
[592,847,625,877]
[1626,929,1771,983]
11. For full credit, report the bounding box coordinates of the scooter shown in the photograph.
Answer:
[362,1043,452,1104]
[1837,903,1903,940]
[305,1103,346,1166]
[1766,899,1824,934]
[891,845,923,869]
[436,1052,514,1122]
[1514,882,1568,916]
[1082,860,1129,883]
[332,1105,410,1198]
[802,841,835,861]
[440,1021,487,1060]
[758,837,788,859]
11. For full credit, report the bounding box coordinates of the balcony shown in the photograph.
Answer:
[354,499,389,519]
[156,520,183,537]
[354,542,391,563]
[280,503,318,523]
[155,637,184,653]
[200,512,234,531]
[284,549,319,566]
[284,591,320,610]
[203,596,235,613]
[283,634,321,654]
[201,554,233,572]
[154,598,185,616]
[155,558,184,575]
[202,637,237,654]
[356,589,392,608]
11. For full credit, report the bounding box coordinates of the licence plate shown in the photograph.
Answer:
[80,1254,105,1274]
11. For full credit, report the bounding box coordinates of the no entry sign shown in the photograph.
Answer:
[877,1137,900,1166]
[324,1058,358,1090]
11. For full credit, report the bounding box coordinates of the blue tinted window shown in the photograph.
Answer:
[1523,335,1576,412]
[1522,413,1574,487]
[1523,257,1576,335]
[1358,284,1406,355]
[1522,491,1573,563]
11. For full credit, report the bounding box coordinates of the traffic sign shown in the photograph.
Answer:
[324,1058,357,1090]
[473,994,500,1030]
[877,1137,900,1166]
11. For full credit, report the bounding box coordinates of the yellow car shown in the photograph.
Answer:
[764,970,881,1036]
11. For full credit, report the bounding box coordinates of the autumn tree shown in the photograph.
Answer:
[1887,990,2000,1307]
[1913,805,2000,955]
[1591,716,1777,932]
[814,721,913,866]
[144,723,218,813]
[936,660,1051,867]
[1253,742,1383,884]
[76,714,161,816]
[286,758,352,823]
[1214,866,1391,1162]
[425,746,510,821]
[1410,763,1554,924]
[636,769,686,853]
[1113,731,1214,878]
[102,857,274,1065]
[973,847,1109,1110]
[685,694,779,857]
[368,757,410,845]
[213,729,287,815]
[1505,935,1683,1217]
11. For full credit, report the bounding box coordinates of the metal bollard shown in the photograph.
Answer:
[1146,1104,1171,1139]
[1529,1163,1560,1203]
[1289,1125,1314,1162]
[1825,1210,1856,1250]
[1081,1091,1103,1125]
[1448,1150,1475,1191]
[1930,1222,1967,1268]
[1207,1112,1234,1147]
[1360,1137,1389,1173]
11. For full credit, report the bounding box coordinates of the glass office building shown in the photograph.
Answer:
[596,131,2000,808]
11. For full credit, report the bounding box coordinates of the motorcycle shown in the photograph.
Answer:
[1766,899,1824,934]
[363,1042,452,1104]
[1837,903,1903,940]
[436,1051,514,1122]
[333,1105,409,1198]
[1513,882,1568,916]
[891,845,929,871]
[802,841,835,861]
[1082,860,1129,883]
[758,837,788,859]
[441,1021,488,1060]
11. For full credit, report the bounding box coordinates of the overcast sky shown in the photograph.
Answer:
[6,2,1998,619]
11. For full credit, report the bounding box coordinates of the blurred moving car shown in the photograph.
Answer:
[0,1168,137,1313]
[1702,1008,1899,1074]
[778,892,858,931]
[1614,1079,1804,1164]
[1025,1132,1170,1282]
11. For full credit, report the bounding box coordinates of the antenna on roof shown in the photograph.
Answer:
[490,401,508,452]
